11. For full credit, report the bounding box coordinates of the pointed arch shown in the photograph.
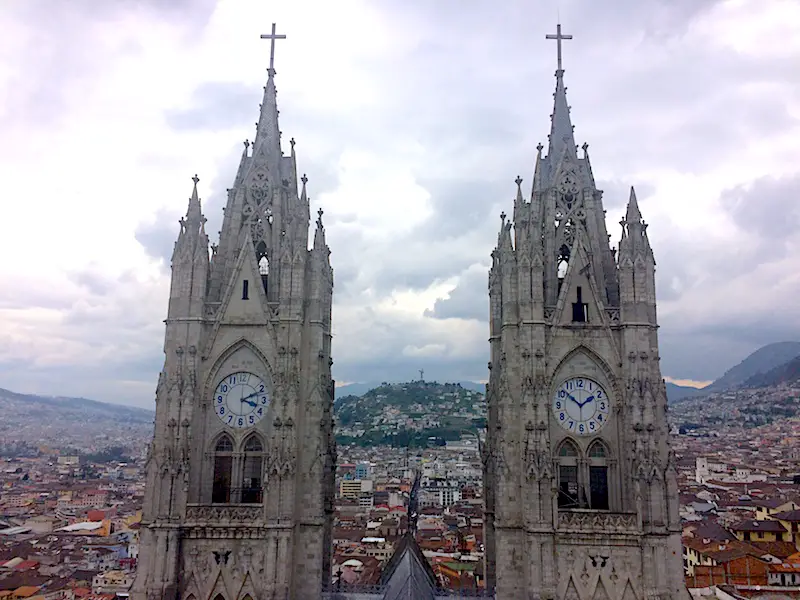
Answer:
[588,439,610,458]
[242,433,263,452]
[557,438,579,457]
[212,433,234,504]
[213,595,226,600]
[556,438,580,509]
[214,434,234,453]
[203,337,274,400]
[550,344,618,398]
[241,433,264,504]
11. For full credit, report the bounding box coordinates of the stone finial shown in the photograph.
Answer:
[290,137,296,149]
[244,139,250,149]
[515,176,523,188]
[301,173,308,185]
[192,174,199,185]
[536,143,543,153]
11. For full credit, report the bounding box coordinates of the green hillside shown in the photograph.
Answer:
[334,381,486,448]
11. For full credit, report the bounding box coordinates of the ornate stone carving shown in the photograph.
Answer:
[557,510,639,533]
[184,505,262,525]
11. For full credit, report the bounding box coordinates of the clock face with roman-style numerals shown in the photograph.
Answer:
[552,376,610,436]
[213,371,269,429]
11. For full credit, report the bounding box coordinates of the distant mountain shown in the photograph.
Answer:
[665,382,706,403]
[743,355,800,388]
[336,380,485,398]
[0,387,153,422]
[0,387,154,452]
[704,341,800,392]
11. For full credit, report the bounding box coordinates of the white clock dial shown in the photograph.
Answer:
[213,371,269,429]
[552,377,610,436]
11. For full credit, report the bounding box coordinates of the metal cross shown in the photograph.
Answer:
[545,23,573,71]
[260,23,287,73]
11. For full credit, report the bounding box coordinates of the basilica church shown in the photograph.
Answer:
[132,23,686,600]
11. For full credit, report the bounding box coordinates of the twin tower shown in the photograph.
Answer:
[132,24,686,600]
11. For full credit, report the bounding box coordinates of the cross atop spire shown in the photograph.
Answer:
[545,23,573,72]
[260,22,287,74]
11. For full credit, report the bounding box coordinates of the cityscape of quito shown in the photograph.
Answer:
[2,15,800,600]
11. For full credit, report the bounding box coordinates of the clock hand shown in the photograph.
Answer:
[579,395,595,408]
[242,391,260,402]
[242,399,257,408]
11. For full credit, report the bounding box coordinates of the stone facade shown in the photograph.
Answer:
[483,32,686,600]
[130,58,336,600]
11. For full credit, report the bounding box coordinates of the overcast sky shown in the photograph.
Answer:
[1,0,799,408]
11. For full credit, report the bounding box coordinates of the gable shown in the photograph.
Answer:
[553,238,605,327]
[217,237,271,326]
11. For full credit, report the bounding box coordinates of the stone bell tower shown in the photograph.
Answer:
[483,24,685,600]
[131,24,336,600]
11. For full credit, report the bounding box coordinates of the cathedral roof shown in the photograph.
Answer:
[378,531,438,600]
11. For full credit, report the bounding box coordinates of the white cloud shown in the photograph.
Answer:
[1,0,799,406]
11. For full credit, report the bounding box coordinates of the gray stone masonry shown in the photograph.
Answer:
[130,53,335,600]
[483,26,687,600]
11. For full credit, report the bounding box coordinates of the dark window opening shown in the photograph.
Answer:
[558,465,579,508]
[590,466,609,510]
[572,286,588,322]
[241,435,264,504]
[242,279,249,300]
[212,435,233,504]
[212,456,232,503]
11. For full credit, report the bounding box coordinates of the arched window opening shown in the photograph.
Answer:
[256,241,269,294]
[588,440,610,510]
[212,435,233,504]
[241,435,264,504]
[213,595,226,600]
[557,440,579,509]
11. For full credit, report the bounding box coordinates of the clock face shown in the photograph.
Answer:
[213,371,269,429]
[552,377,610,436]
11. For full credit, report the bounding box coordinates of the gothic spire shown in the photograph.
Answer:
[186,174,203,225]
[626,186,642,223]
[252,69,282,159]
[547,65,577,161]
[545,24,576,162]
[253,23,287,161]
[313,207,327,252]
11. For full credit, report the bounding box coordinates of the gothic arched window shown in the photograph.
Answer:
[557,439,580,508]
[588,440,610,510]
[212,435,233,504]
[241,435,264,504]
